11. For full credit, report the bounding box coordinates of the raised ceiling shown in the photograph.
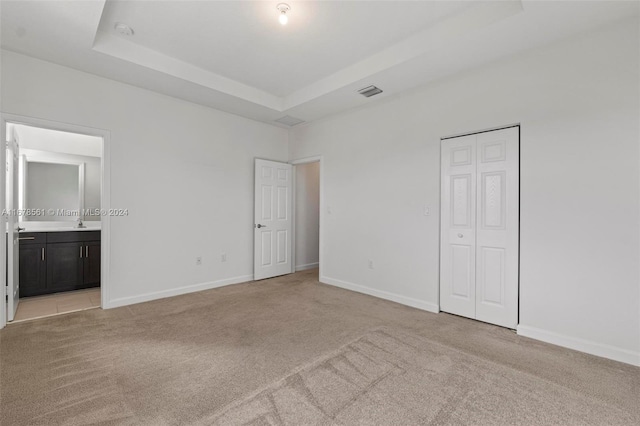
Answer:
[1,1,638,127]
[98,1,472,97]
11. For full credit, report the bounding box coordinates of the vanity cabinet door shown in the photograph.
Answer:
[47,242,84,292]
[83,241,101,287]
[19,244,47,297]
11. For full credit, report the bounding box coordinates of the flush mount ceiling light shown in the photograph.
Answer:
[114,22,134,36]
[277,3,290,25]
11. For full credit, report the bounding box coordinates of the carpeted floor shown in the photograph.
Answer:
[207,327,636,425]
[0,269,638,425]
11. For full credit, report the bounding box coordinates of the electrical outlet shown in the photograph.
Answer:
[221,253,227,262]
[368,260,374,269]
[196,256,202,266]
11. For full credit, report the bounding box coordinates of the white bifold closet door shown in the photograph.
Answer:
[440,126,519,329]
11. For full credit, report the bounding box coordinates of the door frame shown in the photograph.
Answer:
[438,124,520,324]
[290,156,323,279]
[0,113,111,329]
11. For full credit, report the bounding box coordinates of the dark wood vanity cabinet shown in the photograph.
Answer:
[19,231,100,297]
[83,240,101,287]
[46,242,84,293]
[18,233,47,297]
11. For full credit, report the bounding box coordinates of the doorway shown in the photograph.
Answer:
[291,156,322,280]
[0,114,111,328]
[252,156,323,282]
[439,125,520,329]
[293,161,320,278]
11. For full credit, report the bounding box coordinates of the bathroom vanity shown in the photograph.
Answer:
[19,230,100,297]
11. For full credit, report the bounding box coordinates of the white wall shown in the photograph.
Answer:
[289,19,640,365]
[1,50,288,307]
[295,161,320,270]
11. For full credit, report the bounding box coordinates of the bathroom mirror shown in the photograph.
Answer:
[20,154,85,222]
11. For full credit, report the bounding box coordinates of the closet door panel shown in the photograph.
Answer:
[440,134,477,319]
[475,127,519,328]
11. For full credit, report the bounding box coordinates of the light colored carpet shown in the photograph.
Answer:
[205,327,636,425]
[0,269,638,425]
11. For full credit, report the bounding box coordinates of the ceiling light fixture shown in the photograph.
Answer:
[114,22,134,36]
[277,3,290,26]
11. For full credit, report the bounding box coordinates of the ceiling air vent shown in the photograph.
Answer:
[275,115,305,127]
[358,85,383,98]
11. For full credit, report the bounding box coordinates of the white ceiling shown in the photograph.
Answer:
[1,1,638,127]
[98,1,472,97]
[12,124,102,158]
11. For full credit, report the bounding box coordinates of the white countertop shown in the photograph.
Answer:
[20,227,101,233]
[17,222,101,233]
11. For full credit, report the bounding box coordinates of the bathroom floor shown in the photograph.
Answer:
[13,288,101,322]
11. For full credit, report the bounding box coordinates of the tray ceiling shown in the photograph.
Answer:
[1,1,637,126]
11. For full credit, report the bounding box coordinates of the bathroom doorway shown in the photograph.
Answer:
[0,115,111,327]
[292,157,322,280]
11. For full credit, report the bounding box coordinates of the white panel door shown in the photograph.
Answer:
[254,159,293,280]
[440,134,477,319]
[475,127,519,328]
[440,127,519,329]
[6,129,20,321]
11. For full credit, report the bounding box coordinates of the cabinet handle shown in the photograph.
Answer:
[86,246,89,257]
[18,237,35,241]
[42,247,45,261]
[80,246,83,258]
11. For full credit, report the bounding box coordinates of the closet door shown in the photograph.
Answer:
[440,134,477,319]
[475,127,519,328]
[439,126,519,329]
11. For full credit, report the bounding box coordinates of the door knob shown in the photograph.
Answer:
[256,224,267,228]
[457,233,463,238]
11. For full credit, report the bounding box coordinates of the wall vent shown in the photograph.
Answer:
[274,115,305,127]
[357,85,383,98]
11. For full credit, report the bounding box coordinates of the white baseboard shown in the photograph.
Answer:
[104,274,254,309]
[517,324,640,367]
[295,262,319,271]
[320,275,439,314]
